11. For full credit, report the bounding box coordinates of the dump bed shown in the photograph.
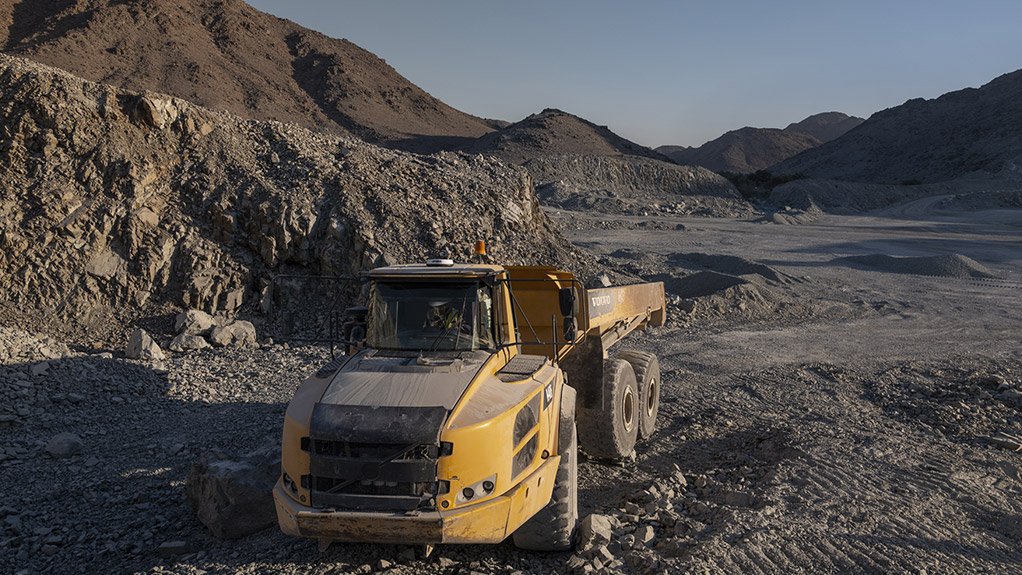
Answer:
[503,266,665,362]
[586,283,666,349]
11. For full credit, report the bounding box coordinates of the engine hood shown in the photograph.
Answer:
[318,350,490,410]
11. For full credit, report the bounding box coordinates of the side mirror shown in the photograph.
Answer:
[558,287,577,317]
[340,305,368,354]
[562,316,578,342]
[559,287,578,342]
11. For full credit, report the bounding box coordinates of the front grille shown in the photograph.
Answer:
[306,439,441,512]
[310,476,435,497]
[311,439,438,460]
[306,403,447,512]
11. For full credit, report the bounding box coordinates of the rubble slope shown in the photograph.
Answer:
[527,155,752,217]
[0,54,575,342]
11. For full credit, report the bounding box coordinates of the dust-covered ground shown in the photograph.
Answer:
[2,197,1021,574]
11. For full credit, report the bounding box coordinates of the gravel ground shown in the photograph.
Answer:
[2,202,1021,574]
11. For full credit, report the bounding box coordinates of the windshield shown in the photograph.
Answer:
[366,281,495,351]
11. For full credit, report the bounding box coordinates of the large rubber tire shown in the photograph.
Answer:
[513,386,578,551]
[577,359,638,460]
[617,350,660,439]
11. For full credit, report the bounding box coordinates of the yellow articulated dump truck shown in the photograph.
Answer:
[273,260,665,552]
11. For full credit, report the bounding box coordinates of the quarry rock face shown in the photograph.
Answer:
[0,54,578,344]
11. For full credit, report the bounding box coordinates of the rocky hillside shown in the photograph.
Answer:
[657,112,863,174]
[659,128,822,173]
[772,70,1022,183]
[0,54,576,343]
[784,112,864,143]
[0,0,496,151]
[467,108,669,164]
[462,109,746,214]
[527,155,750,217]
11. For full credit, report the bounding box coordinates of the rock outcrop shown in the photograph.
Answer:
[208,321,257,348]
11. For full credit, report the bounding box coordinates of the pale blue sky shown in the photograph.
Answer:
[248,1,1022,147]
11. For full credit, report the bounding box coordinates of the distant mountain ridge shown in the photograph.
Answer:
[658,127,822,174]
[772,71,1022,183]
[467,108,670,164]
[785,112,866,143]
[657,112,864,173]
[0,0,496,151]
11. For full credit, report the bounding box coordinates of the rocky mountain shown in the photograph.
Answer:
[467,108,670,164]
[772,70,1022,183]
[658,128,822,174]
[0,54,578,343]
[784,112,864,143]
[657,112,864,174]
[0,0,496,151]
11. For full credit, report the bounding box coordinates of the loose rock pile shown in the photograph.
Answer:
[169,310,256,352]
[597,251,819,327]
[865,363,1022,445]
[570,465,742,574]
[0,327,70,364]
[834,253,997,279]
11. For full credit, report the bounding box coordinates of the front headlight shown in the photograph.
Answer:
[456,474,497,504]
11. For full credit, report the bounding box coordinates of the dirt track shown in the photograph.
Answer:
[2,200,1020,574]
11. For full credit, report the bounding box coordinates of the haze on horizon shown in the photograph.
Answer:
[248,0,1022,148]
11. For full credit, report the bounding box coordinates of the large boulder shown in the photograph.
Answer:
[577,513,614,551]
[168,333,211,353]
[208,320,257,348]
[185,444,279,539]
[46,433,83,458]
[174,309,216,335]
[125,328,166,361]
